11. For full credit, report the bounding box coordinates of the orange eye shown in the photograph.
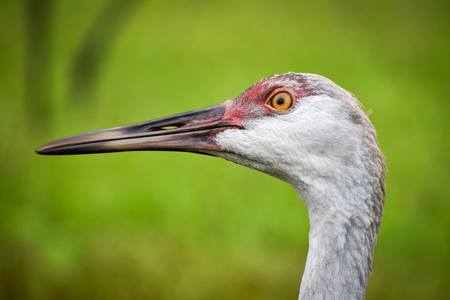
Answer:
[267,91,294,111]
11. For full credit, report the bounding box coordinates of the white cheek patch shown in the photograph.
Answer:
[213,95,364,184]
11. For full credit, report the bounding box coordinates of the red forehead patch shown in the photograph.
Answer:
[223,73,314,122]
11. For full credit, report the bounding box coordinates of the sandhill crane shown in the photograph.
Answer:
[36,73,386,300]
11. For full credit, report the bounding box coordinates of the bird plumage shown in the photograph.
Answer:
[36,73,386,300]
[209,73,386,299]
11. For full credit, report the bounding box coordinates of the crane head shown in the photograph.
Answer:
[36,73,374,187]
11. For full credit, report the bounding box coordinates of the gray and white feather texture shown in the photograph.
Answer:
[36,73,386,300]
[213,74,386,300]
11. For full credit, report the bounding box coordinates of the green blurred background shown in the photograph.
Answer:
[1,0,449,299]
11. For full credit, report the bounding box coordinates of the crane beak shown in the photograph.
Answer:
[36,104,242,155]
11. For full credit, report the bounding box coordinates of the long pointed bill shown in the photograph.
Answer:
[36,104,242,156]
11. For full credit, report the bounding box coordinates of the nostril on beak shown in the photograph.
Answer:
[147,122,186,132]
[161,125,179,130]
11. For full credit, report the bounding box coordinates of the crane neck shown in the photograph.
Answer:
[294,173,383,300]
[299,210,373,299]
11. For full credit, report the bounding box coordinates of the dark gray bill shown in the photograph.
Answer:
[36,104,242,155]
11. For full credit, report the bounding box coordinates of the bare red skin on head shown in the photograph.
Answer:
[223,73,314,123]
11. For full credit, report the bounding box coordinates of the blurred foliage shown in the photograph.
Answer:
[1,0,449,299]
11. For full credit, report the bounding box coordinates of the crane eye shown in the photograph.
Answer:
[267,91,294,111]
